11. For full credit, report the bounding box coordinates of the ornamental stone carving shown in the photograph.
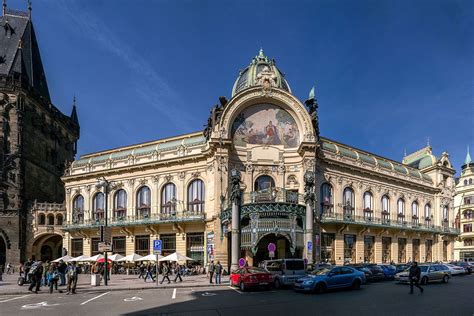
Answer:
[304,170,315,204]
[230,169,242,205]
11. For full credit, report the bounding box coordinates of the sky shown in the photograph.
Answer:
[7,0,474,174]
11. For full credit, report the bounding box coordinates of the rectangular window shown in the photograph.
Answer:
[364,236,375,263]
[71,238,83,258]
[91,238,100,256]
[398,238,407,263]
[425,240,433,262]
[382,237,391,263]
[443,241,449,262]
[112,236,126,256]
[135,235,150,256]
[344,234,356,264]
[412,239,420,262]
[161,234,176,256]
[464,224,472,232]
[321,233,335,263]
[464,239,472,246]
[186,232,204,265]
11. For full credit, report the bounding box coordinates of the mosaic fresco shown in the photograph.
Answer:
[232,104,300,148]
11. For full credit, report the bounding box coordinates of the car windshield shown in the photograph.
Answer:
[247,268,267,274]
[310,268,331,275]
[419,266,429,272]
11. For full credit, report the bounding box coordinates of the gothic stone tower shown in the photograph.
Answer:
[0,5,80,265]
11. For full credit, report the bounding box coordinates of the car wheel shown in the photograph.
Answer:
[274,279,281,289]
[442,275,449,283]
[314,282,326,294]
[352,279,361,290]
[421,276,428,285]
[239,281,246,291]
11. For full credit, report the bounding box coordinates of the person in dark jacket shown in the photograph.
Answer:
[408,262,424,294]
[160,263,171,284]
[173,264,183,283]
[208,261,215,284]
[28,261,43,294]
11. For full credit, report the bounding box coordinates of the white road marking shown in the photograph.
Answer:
[124,296,143,302]
[80,291,110,305]
[172,288,176,299]
[201,292,217,297]
[228,285,243,294]
[0,294,30,303]
[21,301,61,309]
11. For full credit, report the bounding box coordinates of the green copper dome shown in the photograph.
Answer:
[231,49,291,97]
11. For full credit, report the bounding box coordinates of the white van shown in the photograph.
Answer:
[262,259,306,288]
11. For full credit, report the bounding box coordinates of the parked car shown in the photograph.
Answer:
[230,267,274,291]
[444,264,466,276]
[294,266,366,293]
[364,264,386,281]
[395,264,410,273]
[306,263,332,273]
[262,259,306,288]
[451,261,473,274]
[347,265,374,281]
[395,264,451,285]
[379,264,397,280]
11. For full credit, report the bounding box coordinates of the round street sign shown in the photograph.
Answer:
[239,258,246,267]
[268,243,276,252]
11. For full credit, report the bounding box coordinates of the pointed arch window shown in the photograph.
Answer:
[72,195,84,224]
[412,201,419,224]
[161,183,177,215]
[363,192,373,220]
[188,179,205,213]
[320,183,333,216]
[343,187,355,218]
[114,189,127,219]
[137,186,151,218]
[93,192,105,222]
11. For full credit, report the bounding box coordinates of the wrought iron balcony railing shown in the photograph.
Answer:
[221,188,305,209]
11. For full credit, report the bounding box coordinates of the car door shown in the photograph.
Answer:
[326,267,343,288]
[341,267,355,287]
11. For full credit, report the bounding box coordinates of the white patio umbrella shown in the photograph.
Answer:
[88,254,104,262]
[158,252,193,262]
[138,254,163,261]
[52,255,73,263]
[108,254,125,262]
[118,253,143,262]
[70,255,91,262]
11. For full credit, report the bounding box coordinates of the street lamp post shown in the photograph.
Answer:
[96,177,111,286]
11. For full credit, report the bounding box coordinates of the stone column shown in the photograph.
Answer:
[304,171,315,264]
[230,169,242,271]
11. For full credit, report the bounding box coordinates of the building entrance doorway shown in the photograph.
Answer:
[253,234,299,265]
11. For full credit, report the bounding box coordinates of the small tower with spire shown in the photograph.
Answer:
[463,145,473,170]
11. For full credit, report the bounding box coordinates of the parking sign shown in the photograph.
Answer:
[153,240,162,255]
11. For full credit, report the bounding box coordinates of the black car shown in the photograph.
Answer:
[451,261,473,274]
[347,265,374,281]
[364,264,386,281]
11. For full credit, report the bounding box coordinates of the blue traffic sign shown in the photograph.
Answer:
[307,241,313,251]
[153,240,162,251]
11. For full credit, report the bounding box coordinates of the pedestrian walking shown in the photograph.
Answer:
[6,263,12,274]
[160,263,171,284]
[58,260,67,286]
[28,260,43,294]
[174,264,183,282]
[209,260,215,284]
[138,264,146,279]
[408,261,424,294]
[144,263,155,282]
[66,262,78,295]
[46,264,61,294]
[215,261,222,284]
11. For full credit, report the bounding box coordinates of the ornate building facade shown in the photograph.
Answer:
[61,49,458,270]
[0,5,80,266]
[453,148,474,261]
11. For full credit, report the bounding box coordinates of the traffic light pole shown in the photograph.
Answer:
[104,183,108,286]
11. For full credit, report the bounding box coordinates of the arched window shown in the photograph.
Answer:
[381,195,390,223]
[47,214,55,225]
[56,214,63,225]
[161,183,177,214]
[38,213,46,225]
[343,187,355,216]
[188,179,205,213]
[424,204,431,222]
[363,191,373,220]
[254,175,275,191]
[442,205,449,227]
[397,199,405,222]
[93,192,105,222]
[412,202,419,224]
[72,195,84,223]
[114,189,127,219]
[465,180,468,185]
[464,210,473,219]
[136,186,151,218]
[320,183,333,215]
[470,179,473,185]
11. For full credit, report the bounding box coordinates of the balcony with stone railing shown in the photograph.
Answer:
[31,201,66,236]
[63,209,205,230]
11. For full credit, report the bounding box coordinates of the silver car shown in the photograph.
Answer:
[395,264,451,285]
[262,259,306,288]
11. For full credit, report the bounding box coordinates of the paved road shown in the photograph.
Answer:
[0,275,472,316]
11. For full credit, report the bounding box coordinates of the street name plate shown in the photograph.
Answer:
[98,241,112,252]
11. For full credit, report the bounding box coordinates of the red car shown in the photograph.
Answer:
[230,267,274,291]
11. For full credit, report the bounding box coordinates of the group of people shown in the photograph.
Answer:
[137,262,186,283]
[20,258,79,295]
[208,260,223,284]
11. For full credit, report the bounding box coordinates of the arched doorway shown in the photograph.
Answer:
[0,236,6,271]
[253,234,300,264]
[31,234,63,262]
[41,245,53,262]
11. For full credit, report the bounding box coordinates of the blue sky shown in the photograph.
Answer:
[8,0,473,174]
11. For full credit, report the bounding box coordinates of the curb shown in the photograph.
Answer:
[0,282,230,296]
